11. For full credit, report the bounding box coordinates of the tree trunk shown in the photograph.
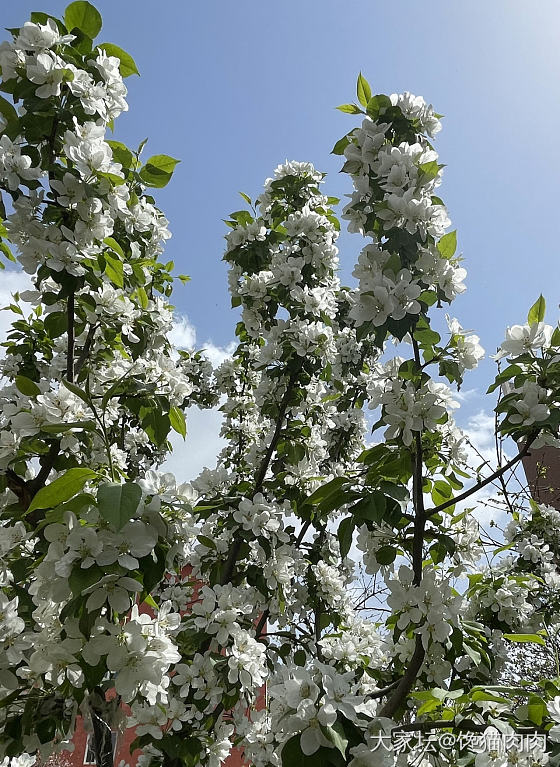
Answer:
[90,706,114,767]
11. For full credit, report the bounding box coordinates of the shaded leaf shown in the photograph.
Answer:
[338,516,355,558]
[15,375,40,397]
[97,482,142,531]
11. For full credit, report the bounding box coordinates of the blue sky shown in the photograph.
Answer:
[5,0,560,438]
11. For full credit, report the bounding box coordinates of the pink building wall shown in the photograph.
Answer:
[62,567,261,767]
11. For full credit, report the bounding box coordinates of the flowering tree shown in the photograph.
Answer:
[2,4,560,767]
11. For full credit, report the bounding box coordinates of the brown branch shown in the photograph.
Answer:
[74,323,97,377]
[426,432,537,518]
[380,634,425,718]
[28,440,60,498]
[5,468,32,509]
[6,439,61,522]
[255,609,268,638]
[369,677,402,700]
[379,337,426,717]
[66,291,75,383]
[253,371,298,491]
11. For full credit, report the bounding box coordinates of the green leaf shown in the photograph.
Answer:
[103,236,125,258]
[169,406,186,439]
[375,545,397,565]
[68,564,103,597]
[30,13,66,33]
[0,95,18,133]
[366,94,392,119]
[197,535,216,550]
[64,1,102,38]
[143,593,158,610]
[44,311,67,338]
[463,641,482,665]
[136,286,149,309]
[336,104,363,114]
[471,691,509,704]
[417,698,441,716]
[106,142,133,171]
[338,516,355,559]
[527,294,546,326]
[104,251,123,288]
[436,230,457,259]
[503,633,546,646]
[142,409,170,446]
[139,545,166,593]
[332,135,351,155]
[97,482,142,531]
[15,375,40,397]
[159,734,201,764]
[307,476,347,505]
[27,468,97,513]
[139,155,180,188]
[527,695,547,726]
[429,540,447,565]
[431,479,453,506]
[61,379,89,405]
[350,492,387,524]
[418,160,441,181]
[418,289,438,306]
[324,721,348,757]
[281,736,341,767]
[97,43,139,77]
[486,364,522,394]
[97,171,125,186]
[177,274,190,284]
[356,72,372,107]
[0,242,16,263]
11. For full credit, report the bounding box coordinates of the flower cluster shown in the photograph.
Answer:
[2,14,560,767]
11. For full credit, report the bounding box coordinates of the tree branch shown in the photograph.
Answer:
[219,370,298,587]
[28,440,60,498]
[379,337,426,717]
[74,323,97,377]
[425,433,537,518]
[66,291,75,383]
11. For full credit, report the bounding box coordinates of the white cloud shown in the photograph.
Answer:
[454,387,479,404]
[462,409,496,462]
[165,313,236,481]
[200,341,236,368]
[169,315,197,350]
[170,311,234,368]
[162,405,224,482]
[0,270,32,344]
